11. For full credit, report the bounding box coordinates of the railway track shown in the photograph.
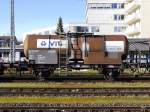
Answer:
[1,74,150,82]
[0,103,149,111]
[1,87,150,96]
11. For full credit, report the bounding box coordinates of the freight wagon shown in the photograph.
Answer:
[123,38,150,74]
[23,33,128,80]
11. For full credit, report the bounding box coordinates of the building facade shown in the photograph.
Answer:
[69,23,100,34]
[24,0,150,39]
[86,0,126,35]
[125,0,150,38]
[0,36,24,62]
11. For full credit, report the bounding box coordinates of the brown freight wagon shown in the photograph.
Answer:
[24,34,68,77]
[68,33,128,80]
[24,33,128,80]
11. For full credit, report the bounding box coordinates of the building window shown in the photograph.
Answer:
[121,15,124,20]
[117,3,124,8]
[112,3,117,9]
[91,26,99,32]
[121,3,124,8]
[114,26,126,32]
[112,3,124,9]
[114,15,124,21]
[76,26,88,32]
[88,3,112,9]
[88,3,124,9]
[114,15,118,20]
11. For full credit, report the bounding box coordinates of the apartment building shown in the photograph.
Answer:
[125,0,150,38]
[86,0,126,35]
[26,0,150,38]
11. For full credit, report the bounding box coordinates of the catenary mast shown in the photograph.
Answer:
[10,0,15,64]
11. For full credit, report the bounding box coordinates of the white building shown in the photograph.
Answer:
[86,0,126,35]
[24,0,150,39]
[125,0,150,38]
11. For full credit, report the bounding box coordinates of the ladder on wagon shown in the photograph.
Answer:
[58,35,68,76]
[73,36,82,59]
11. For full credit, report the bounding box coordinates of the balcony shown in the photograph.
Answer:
[124,27,140,35]
[125,13,140,24]
[126,0,141,14]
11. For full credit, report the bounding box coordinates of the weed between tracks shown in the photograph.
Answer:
[0,82,150,88]
[0,96,150,104]
[0,82,150,105]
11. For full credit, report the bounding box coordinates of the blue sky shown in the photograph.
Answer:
[0,0,85,41]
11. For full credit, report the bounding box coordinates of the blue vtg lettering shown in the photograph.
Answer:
[49,40,63,48]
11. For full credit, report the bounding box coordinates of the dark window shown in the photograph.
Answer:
[121,15,124,20]
[114,15,118,20]
[77,27,88,32]
[121,3,124,8]
[112,3,117,9]
[114,15,124,20]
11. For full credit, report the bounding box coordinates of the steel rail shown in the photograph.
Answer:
[0,87,150,96]
[0,103,150,111]
[2,73,150,82]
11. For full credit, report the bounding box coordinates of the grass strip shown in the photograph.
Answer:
[0,82,150,88]
[0,96,150,104]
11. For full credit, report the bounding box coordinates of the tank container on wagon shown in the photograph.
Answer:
[24,35,68,63]
[23,35,68,77]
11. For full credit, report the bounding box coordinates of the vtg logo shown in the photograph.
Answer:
[37,39,67,48]
[49,41,62,47]
[41,41,47,46]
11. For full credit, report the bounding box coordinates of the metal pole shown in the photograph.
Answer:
[10,0,15,64]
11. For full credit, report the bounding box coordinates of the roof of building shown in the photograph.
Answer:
[0,36,11,40]
[0,36,22,45]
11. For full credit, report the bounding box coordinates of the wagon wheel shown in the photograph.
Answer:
[49,66,55,76]
[103,69,119,81]
[104,72,115,81]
